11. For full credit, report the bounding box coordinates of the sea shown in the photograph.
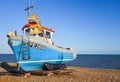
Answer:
[0,54,120,70]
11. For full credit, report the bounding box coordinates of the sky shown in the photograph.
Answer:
[0,0,120,54]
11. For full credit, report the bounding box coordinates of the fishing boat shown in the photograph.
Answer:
[7,1,76,72]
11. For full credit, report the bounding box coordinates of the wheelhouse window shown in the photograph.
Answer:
[24,28,31,36]
[46,31,51,39]
[26,28,30,32]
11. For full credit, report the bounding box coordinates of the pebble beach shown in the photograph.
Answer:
[0,63,120,82]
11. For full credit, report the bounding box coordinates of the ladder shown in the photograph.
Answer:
[17,36,31,70]
[21,36,31,60]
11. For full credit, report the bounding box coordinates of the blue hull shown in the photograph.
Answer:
[9,40,74,71]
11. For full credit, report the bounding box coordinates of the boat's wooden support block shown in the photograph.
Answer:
[24,72,31,77]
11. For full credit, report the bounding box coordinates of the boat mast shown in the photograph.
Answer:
[25,0,34,22]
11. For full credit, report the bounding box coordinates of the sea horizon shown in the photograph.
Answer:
[0,54,120,69]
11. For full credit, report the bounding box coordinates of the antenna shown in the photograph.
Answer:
[25,0,34,16]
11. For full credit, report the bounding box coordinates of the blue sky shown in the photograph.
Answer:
[0,0,120,54]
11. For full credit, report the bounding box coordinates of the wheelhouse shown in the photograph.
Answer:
[22,22,55,39]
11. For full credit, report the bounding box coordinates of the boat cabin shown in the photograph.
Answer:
[22,22,55,44]
[23,22,54,37]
